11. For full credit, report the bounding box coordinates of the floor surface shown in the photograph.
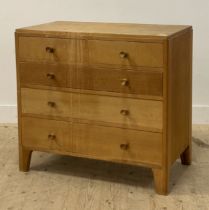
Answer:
[0,124,209,210]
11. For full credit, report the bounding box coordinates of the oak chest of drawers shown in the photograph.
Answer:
[15,21,192,195]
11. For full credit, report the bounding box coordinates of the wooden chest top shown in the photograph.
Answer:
[16,21,191,40]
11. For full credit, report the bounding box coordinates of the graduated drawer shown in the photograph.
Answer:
[21,117,162,166]
[88,40,164,67]
[73,123,163,166]
[68,66,163,97]
[18,37,77,63]
[19,62,68,87]
[21,117,72,151]
[21,88,163,131]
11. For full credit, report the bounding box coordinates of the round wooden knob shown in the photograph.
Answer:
[120,109,129,116]
[121,78,129,86]
[46,47,55,53]
[120,143,129,150]
[46,73,55,79]
[47,101,56,107]
[119,51,128,58]
[48,133,56,140]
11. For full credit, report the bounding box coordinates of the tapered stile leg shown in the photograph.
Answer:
[180,146,192,165]
[152,168,169,195]
[19,145,32,172]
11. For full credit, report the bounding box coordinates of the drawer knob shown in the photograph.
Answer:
[46,47,55,53]
[120,143,129,150]
[47,101,56,107]
[46,73,55,79]
[121,78,129,86]
[120,109,129,116]
[119,51,128,58]
[48,133,56,140]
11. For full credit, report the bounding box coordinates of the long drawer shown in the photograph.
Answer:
[19,62,163,97]
[21,117,163,166]
[18,37,164,68]
[88,40,164,67]
[21,88,163,131]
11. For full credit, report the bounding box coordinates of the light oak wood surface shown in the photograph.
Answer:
[15,21,192,195]
[16,21,191,40]
[21,88,163,131]
[73,122,163,166]
[19,62,68,87]
[21,117,162,167]
[20,62,163,97]
[88,40,164,67]
[167,30,193,165]
[22,117,72,151]
[18,37,81,63]
[21,88,73,118]
[68,66,163,97]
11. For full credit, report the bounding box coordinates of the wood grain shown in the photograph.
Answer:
[21,88,72,118]
[22,117,72,151]
[19,62,68,87]
[18,37,84,64]
[88,40,164,67]
[167,29,193,165]
[16,21,191,40]
[68,66,163,97]
[21,83,163,101]
[73,122,163,166]
[21,117,162,167]
[19,145,32,172]
[21,88,163,131]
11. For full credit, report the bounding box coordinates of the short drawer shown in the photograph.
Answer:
[73,123,163,166]
[21,117,72,151]
[18,37,77,63]
[21,88,162,131]
[68,66,163,97]
[19,62,68,87]
[88,40,164,67]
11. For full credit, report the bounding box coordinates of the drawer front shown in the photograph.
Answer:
[21,117,162,166]
[68,66,163,97]
[21,88,72,118]
[21,117,72,151]
[73,123,163,166]
[88,40,164,67]
[19,63,68,87]
[18,37,77,63]
[72,93,162,130]
[21,88,162,130]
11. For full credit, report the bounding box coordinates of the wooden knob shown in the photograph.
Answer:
[47,101,56,107]
[120,143,129,150]
[120,109,129,116]
[48,133,56,140]
[119,51,128,58]
[121,78,129,86]
[46,73,55,79]
[46,47,55,53]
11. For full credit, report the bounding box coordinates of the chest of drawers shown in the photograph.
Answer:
[15,21,192,195]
